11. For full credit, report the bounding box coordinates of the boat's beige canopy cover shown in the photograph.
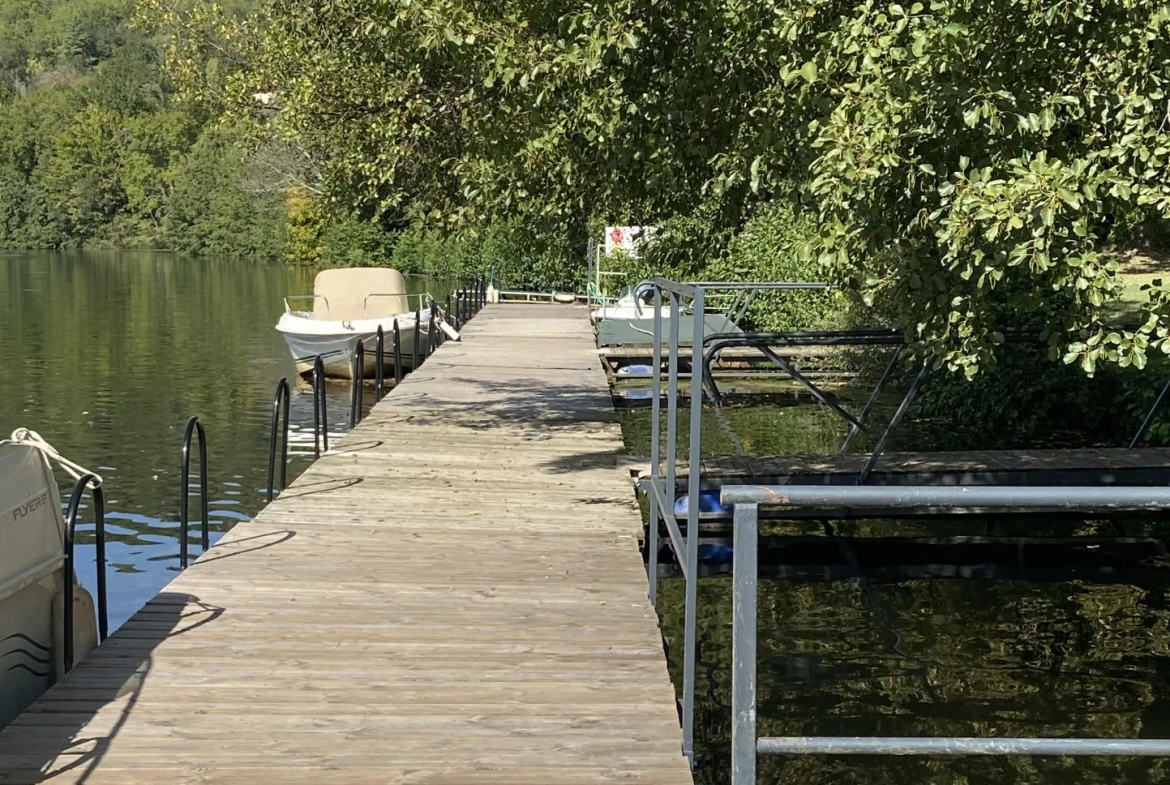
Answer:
[314,268,409,320]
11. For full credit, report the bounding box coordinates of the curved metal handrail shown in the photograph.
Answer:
[179,416,209,569]
[351,339,365,427]
[63,473,106,672]
[312,355,329,458]
[267,378,290,503]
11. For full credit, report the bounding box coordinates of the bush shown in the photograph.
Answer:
[915,345,1132,448]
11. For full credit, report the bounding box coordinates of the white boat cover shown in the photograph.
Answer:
[314,268,409,320]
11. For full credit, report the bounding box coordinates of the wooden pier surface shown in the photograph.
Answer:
[0,305,692,785]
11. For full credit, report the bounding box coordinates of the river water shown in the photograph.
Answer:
[0,251,450,630]
[618,398,1170,784]
[7,252,1170,783]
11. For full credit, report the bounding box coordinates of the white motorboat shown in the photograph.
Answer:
[0,430,98,728]
[590,279,744,347]
[276,268,449,379]
[589,280,656,322]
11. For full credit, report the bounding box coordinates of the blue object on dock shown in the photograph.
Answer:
[617,364,654,376]
[674,490,729,516]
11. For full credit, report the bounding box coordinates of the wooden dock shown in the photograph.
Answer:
[0,305,692,785]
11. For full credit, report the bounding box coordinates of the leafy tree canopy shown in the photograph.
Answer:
[152,0,1170,373]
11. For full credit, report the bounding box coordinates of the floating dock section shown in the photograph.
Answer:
[0,305,692,785]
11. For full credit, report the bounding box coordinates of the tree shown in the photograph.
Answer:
[153,0,1170,374]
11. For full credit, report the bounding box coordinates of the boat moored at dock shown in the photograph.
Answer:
[276,267,438,379]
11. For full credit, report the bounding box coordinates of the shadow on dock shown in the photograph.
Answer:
[0,592,220,785]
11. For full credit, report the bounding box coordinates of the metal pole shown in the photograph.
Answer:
[350,339,364,427]
[375,327,386,400]
[313,356,328,456]
[857,364,928,484]
[1131,376,1170,448]
[758,347,865,431]
[429,300,439,353]
[412,307,421,370]
[840,349,901,453]
[393,319,403,384]
[648,285,663,604]
[731,503,759,785]
[756,737,1170,756]
[681,287,703,765]
[720,483,1170,508]
[93,482,107,642]
[197,420,208,553]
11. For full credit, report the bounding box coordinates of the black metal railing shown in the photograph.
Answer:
[267,377,290,503]
[179,416,209,569]
[312,355,329,457]
[62,473,107,672]
[351,339,365,427]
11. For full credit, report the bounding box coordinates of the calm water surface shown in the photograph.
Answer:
[1,251,450,630]
[618,391,1170,784]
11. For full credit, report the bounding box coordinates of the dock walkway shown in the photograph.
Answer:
[0,305,692,785]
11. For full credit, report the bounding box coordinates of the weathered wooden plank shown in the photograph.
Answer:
[0,304,691,785]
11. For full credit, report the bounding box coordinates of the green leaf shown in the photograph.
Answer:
[799,61,818,84]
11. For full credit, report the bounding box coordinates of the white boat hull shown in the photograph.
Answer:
[277,313,433,380]
[1,438,97,729]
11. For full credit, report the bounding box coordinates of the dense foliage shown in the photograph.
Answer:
[0,0,292,255]
[150,0,1170,372]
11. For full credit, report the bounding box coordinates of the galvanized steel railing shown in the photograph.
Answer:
[642,277,1170,767]
[720,484,1170,785]
[178,416,209,569]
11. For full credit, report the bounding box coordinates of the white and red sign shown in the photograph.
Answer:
[604,226,657,258]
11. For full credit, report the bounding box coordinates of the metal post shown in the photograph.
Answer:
[412,307,421,370]
[857,364,928,484]
[430,299,439,353]
[648,286,663,604]
[375,327,386,400]
[312,356,328,457]
[756,737,1170,756]
[445,294,452,332]
[1131,376,1170,448]
[731,503,759,785]
[392,319,403,384]
[840,349,901,453]
[720,483,1170,509]
[93,481,107,643]
[350,339,364,427]
[681,287,703,765]
[267,377,290,502]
